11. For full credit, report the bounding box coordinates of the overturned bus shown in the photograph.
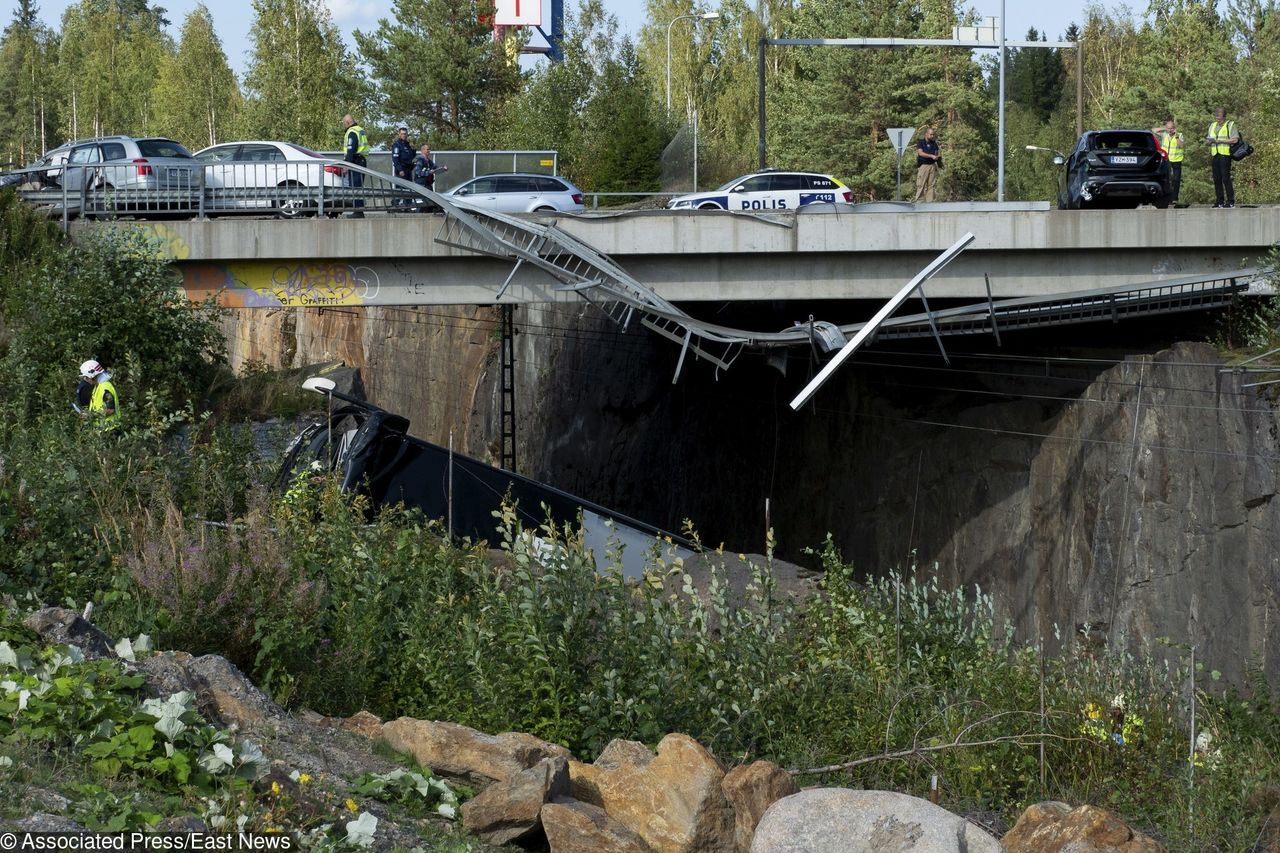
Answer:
[275,379,693,578]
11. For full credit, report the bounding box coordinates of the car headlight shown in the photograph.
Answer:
[670,200,691,209]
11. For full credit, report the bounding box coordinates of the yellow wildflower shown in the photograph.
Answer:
[271,781,281,796]
[298,773,312,785]
[345,799,359,813]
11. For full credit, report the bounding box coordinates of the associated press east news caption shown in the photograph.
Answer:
[0,834,295,851]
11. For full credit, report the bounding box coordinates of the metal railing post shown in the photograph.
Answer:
[197,165,206,219]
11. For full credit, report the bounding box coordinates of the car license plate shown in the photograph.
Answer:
[1111,155,1138,164]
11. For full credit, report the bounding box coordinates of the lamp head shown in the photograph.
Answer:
[700,11,720,19]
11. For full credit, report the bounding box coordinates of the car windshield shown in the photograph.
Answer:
[715,175,752,191]
[1091,131,1154,151]
[137,139,194,159]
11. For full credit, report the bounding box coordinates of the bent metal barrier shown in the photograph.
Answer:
[10,161,1264,388]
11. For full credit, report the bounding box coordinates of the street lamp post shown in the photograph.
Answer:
[667,11,721,113]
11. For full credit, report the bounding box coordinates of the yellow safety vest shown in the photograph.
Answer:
[1160,131,1184,162]
[1209,121,1234,157]
[347,125,370,156]
[90,379,121,430]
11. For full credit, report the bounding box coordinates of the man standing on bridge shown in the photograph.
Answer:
[1206,107,1238,208]
[913,127,941,203]
[1152,117,1184,205]
[341,114,369,218]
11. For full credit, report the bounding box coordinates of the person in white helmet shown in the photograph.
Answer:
[75,359,120,429]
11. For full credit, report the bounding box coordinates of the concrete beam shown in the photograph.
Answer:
[97,207,1280,306]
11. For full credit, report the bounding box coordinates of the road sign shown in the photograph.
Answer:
[887,127,916,156]
[887,128,916,200]
[494,0,542,26]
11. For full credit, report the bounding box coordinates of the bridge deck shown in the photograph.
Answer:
[115,206,1280,307]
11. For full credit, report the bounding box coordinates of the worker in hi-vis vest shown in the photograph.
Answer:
[1205,107,1238,208]
[341,113,370,218]
[75,359,121,430]
[1152,117,1185,205]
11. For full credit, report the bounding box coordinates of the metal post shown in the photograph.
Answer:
[693,109,699,191]
[447,429,454,540]
[997,0,1007,202]
[757,37,767,169]
[197,165,206,220]
[1076,41,1084,137]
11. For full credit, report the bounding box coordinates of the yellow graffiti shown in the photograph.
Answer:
[179,261,381,308]
[142,224,191,260]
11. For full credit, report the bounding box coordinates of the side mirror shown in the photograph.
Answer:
[457,188,469,196]
[302,376,336,394]
[1052,156,1065,166]
[733,185,746,193]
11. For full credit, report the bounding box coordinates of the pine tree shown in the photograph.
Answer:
[354,0,522,145]
[153,4,241,150]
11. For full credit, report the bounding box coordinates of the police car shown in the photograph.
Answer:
[667,170,852,211]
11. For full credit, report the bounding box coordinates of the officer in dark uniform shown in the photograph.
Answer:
[391,126,414,206]
[412,143,447,212]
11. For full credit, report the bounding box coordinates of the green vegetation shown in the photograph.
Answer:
[0,194,1277,847]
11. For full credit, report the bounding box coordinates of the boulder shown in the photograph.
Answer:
[1002,801,1164,852]
[596,738,656,770]
[24,608,114,659]
[380,719,573,787]
[137,652,285,728]
[594,733,735,853]
[568,760,606,807]
[751,789,1002,853]
[461,756,570,845]
[722,761,798,853]
[340,710,383,739]
[542,797,651,853]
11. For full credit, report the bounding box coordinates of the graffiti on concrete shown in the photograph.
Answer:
[179,261,382,308]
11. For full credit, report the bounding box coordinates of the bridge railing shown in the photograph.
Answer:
[6,158,443,227]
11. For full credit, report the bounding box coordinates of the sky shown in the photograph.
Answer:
[5,0,1094,76]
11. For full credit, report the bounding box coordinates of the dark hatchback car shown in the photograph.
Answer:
[1057,130,1173,209]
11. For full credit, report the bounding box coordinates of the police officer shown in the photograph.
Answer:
[76,359,121,430]
[1205,107,1238,208]
[341,113,369,218]
[391,126,414,206]
[1152,117,1184,205]
[412,143,447,212]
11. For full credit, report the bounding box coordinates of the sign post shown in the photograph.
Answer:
[887,127,915,201]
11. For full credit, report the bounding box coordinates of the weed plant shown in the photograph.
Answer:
[113,492,1280,846]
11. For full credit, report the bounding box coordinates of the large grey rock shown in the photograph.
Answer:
[3,814,88,832]
[24,608,114,659]
[137,651,285,727]
[751,789,1003,853]
[461,756,570,845]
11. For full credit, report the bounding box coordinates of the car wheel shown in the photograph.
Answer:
[698,202,723,210]
[275,181,310,218]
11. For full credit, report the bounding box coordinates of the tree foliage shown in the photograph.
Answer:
[53,0,173,141]
[0,0,60,166]
[354,0,522,145]
[242,0,363,150]
[153,5,241,150]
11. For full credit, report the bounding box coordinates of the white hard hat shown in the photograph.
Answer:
[79,359,104,379]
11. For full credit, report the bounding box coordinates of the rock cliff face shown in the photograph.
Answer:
[222,308,1280,684]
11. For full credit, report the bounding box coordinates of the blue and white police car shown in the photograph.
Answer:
[668,170,852,211]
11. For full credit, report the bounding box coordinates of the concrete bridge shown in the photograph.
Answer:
[114,205,1280,309]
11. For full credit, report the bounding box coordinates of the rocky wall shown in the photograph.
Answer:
[221,308,1280,684]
